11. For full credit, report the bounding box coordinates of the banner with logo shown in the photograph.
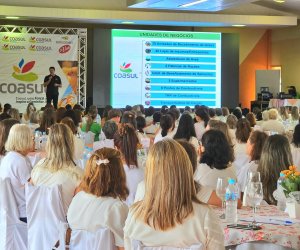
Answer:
[0,32,78,111]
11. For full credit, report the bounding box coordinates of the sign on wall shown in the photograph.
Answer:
[0,32,78,111]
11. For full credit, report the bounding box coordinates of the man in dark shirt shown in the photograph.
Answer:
[43,66,62,109]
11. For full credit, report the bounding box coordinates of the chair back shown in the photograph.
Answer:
[132,240,203,250]
[70,227,115,250]
[26,183,66,250]
[0,178,27,250]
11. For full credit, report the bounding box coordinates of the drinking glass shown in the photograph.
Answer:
[216,177,228,219]
[246,171,261,183]
[246,182,263,228]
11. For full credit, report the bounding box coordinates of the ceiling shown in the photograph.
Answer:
[0,0,299,28]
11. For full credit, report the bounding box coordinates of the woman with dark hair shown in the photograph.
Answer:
[144,111,161,136]
[35,108,56,134]
[56,107,66,123]
[121,111,137,129]
[207,119,233,146]
[238,131,268,192]
[232,108,242,120]
[246,112,256,127]
[174,113,199,151]
[290,124,300,169]
[154,114,175,144]
[114,123,144,206]
[258,135,293,205]
[194,130,236,189]
[233,118,252,175]
[194,107,210,141]
[208,108,216,119]
[101,105,112,127]
[22,102,36,124]
[136,116,149,145]
[81,106,101,141]
[145,106,155,126]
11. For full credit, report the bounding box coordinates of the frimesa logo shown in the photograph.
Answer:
[120,62,132,73]
[12,59,38,82]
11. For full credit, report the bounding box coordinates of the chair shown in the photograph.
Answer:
[25,183,67,250]
[0,178,28,250]
[58,223,115,250]
[132,240,203,250]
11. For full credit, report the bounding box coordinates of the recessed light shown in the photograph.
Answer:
[232,24,246,27]
[121,21,135,24]
[179,0,208,8]
[273,0,285,3]
[5,16,20,19]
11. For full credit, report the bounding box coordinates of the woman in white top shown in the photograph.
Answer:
[124,139,224,249]
[93,120,117,151]
[233,118,252,175]
[226,114,237,145]
[22,102,36,124]
[194,130,236,189]
[154,113,175,143]
[238,131,268,192]
[0,124,33,222]
[31,124,83,213]
[67,148,129,250]
[261,109,285,134]
[194,107,210,141]
[290,124,300,170]
[114,123,144,206]
[173,113,199,152]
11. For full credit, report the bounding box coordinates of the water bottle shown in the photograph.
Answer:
[225,178,238,224]
[277,173,286,211]
[34,131,41,150]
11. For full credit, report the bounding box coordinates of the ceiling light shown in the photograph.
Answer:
[273,0,285,3]
[179,0,208,8]
[121,21,135,24]
[5,16,20,19]
[232,24,246,27]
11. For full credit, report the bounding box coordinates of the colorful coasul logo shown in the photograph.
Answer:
[12,59,38,82]
[120,62,132,73]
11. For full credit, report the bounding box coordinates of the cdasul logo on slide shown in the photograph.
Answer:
[12,59,38,82]
[114,62,138,79]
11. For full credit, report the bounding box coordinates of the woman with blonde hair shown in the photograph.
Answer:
[124,139,224,249]
[0,124,33,222]
[257,134,293,205]
[31,123,83,213]
[261,109,285,134]
[114,123,144,206]
[67,148,129,250]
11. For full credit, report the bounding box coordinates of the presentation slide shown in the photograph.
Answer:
[111,29,221,108]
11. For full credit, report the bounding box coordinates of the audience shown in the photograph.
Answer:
[35,108,56,134]
[81,106,101,141]
[22,102,36,124]
[93,120,117,151]
[261,109,285,134]
[154,114,175,143]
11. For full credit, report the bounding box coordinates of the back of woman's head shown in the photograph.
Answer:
[215,108,223,116]
[268,109,278,120]
[262,110,269,121]
[136,116,146,133]
[5,124,32,154]
[232,108,242,120]
[291,106,299,121]
[248,131,268,161]
[0,119,20,155]
[45,123,74,170]
[235,118,251,143]
[152,111,161,124]
[114,123,139,167]
[258,134,292,204]
[195,107,210,127]
[60,117,77,134]
[40,108,56,133]
[102,120,118,139]
[8,108,20,121]
[279,106,289,120]
[173,113,196,141]
[200,130,234,169]
[85,107,98,132]
[160,114,174,137]
[56,107,66,123]
[292,124,300,147]
[133,139,200,231]
[208,120,233,146]
[81,148,129,200]
[222,107,230,116]
[208,108,216,118]
[246,112,256,127]
[102,105,113,119]
[226,114,238,129]
[145,106,155,117]
[175,140,198,174]
[121,111,137,129]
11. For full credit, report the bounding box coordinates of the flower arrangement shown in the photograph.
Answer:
[280,166,300,196]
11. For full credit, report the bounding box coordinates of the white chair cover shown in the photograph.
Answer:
[132,240,203,250]
[70,227,115,250]
[229,241,291,250]
[0,178,27,250]
[25,183,66,250]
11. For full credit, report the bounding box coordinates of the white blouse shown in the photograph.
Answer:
[124,203,225,249]
[194,121,206,141]
[67,191,128,247]
[31,160,83,213]
[194,163,236,189]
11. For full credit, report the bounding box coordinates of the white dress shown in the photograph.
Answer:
[0,151,32,218]
[124,203,225,250]
[194,121,206,141]
[237,161,258,192]
[31,160,83,213]
[124,164,144,206]
[290,144,300,171]
[67,191,128,247]
[233,142,250,177]
[194,163,236,189]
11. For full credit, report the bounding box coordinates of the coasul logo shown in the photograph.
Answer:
[29,37,52,43]
[2,44,9,51]
[28,45,52,52]
[114,62,138,79]
[1,35,26,43]
[12,59,38,82]
[2,44,26,51]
